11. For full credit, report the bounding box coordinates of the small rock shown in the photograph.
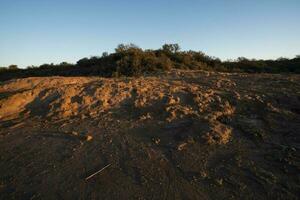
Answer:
[177,142,188,151]
[200,171,207,178]
[155,139,160,144]
[72,131,79,136]
[86,135,93,141]
[216,178,223,186]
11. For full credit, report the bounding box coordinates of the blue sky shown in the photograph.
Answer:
[0,0,299,68]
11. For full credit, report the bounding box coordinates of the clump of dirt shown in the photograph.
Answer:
[202,123,232,144]
[0,70,299,199]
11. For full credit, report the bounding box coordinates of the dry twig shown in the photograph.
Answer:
[85,163,111,181]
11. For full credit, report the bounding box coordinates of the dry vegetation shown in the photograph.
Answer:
[0,70,299,199]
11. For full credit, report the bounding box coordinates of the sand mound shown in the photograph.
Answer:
[0,72,238,145]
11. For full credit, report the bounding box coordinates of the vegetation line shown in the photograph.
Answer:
[1,43,299,81]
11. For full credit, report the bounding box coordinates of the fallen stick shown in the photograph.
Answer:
[85,163,111,181]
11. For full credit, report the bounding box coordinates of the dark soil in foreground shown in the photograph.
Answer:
[0,70,299,199]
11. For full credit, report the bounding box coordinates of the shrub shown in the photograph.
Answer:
[0,44,299,81]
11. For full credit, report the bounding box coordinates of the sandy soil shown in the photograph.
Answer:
[0,70,299,199]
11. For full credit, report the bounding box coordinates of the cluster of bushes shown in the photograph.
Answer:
[1,44,299,81]
[223,56,300,73]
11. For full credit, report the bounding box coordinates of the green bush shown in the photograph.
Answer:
[0,44,299,81]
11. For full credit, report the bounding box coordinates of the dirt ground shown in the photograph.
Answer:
[0,70,299,199]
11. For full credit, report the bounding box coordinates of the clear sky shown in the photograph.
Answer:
[0,0,299,68]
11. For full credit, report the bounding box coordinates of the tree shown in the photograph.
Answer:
[173,44,180,53]
[162,44,180,53]
[8,65,18,70]
[276,57,288,61]
[27,65,37,69]
[77,58,90,67]
[59,62,73,67]
[102,52,109,57]
[115,43,141,53]
[237,57,248,62]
